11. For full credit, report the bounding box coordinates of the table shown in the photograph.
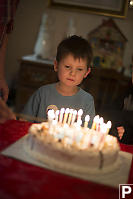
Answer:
[0,120,133,199]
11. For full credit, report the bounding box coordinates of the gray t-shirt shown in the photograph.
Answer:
[22,83,95,127]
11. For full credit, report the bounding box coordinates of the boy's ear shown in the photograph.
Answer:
[84,67,91,78]
[54,60,58,72]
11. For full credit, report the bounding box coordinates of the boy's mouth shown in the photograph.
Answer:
[67,78,74,82]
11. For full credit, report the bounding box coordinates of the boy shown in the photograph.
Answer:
[22,35,95,127]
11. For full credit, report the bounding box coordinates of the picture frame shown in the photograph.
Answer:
[49,0,129,19]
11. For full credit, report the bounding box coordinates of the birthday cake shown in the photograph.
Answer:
[24,109,120,174]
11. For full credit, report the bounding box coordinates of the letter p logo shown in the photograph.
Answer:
[119,184,133,199]
[122,186,131,198]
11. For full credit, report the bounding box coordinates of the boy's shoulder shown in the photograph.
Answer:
[79,88,94,100]
[38,83,56,91]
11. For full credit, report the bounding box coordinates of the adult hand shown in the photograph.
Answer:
[117,126,125,140]
[0,77,9,102]
[0,98,16,123]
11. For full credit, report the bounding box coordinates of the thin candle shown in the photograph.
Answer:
[76,119,82,127]
[71,110,77,125]
[59,108,65,123]
[67,109,73,125]
[99,123,107,150]
[63,108,69,124]
[48,109,55,133]
[77,109,83,122]
[97,117,104,132]
[55,110,59,122]
[84,115,90,128]
[91,115,99,130]
[48,109,55,121]
[106,121,112,134]
[100,123,107,134]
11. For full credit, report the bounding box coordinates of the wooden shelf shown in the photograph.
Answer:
[16,55,131,114]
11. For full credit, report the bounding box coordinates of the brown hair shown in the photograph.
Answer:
[56,35,93,68]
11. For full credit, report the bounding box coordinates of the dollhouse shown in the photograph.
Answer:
[88,18,127,70]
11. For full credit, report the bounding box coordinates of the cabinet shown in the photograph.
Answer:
[16,55,57,112]
[82,67,131,114]
[16,55,131,114]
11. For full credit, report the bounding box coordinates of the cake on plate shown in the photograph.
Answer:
[24,108,120,174]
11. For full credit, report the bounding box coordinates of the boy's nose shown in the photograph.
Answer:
[70,69,76,76]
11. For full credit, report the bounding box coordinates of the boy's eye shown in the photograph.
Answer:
[77,68,83,71]
[65,65,70,69]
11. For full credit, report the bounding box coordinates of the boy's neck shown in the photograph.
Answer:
[56,82,79,96]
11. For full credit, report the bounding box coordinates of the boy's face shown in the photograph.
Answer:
[54,54,91,87]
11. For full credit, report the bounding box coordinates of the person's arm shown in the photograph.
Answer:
[117,126,125,140]
[0,98,16,123]
[0,34,9,102]
[0,0,20,102]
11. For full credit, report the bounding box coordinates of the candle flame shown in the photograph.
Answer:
[65,108,70,113]
[48,109,55,119]
[60,108,65,113]
[85,115,90,122]
[78,109,83,116]
[94,115,99,122]
[107,121,112,128]
[101,123,107,134]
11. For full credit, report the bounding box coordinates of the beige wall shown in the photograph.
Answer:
[5,0,133,87]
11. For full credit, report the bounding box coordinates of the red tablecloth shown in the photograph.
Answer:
[0,120,133,199]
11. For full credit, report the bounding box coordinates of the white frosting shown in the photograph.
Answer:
[24,122,120,174]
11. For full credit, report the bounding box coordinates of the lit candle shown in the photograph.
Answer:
[48,109,55,133]
[71,110,77,125]
[52,119,57,126]
[91,115,99,130]
[77,109,83,123]
[63,108,69,124]
[106,121,112,134]
[48,109,55,121]
[84,115,90,128]
[55,110,59,122]
[100,123,107,134]
[97,117,104,132]
[51,119,57,135]
[99,123,107,150]
[67,109,73,125]
[59,108,65,123]
[77,119,82,127]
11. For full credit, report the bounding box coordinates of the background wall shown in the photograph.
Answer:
[5,0,133,88]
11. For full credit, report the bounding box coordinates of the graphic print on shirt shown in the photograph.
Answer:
[46,105,58,114]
